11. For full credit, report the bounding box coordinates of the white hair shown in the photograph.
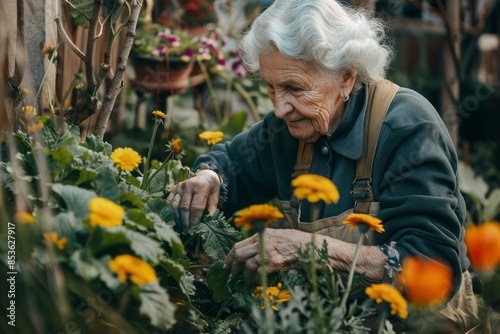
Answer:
[240,0,394,91]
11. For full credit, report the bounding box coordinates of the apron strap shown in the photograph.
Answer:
[353,79,399,213]
[290,80,399,215]
[290,141,315,209]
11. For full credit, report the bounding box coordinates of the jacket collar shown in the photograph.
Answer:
[327,85,369,160]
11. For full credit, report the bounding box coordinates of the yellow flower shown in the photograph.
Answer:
[399,257,453,308]
[43,232,68,250]
[254,283,292,311]
[28,120,44,134]
[365,283,408,319]
[15,211,36,224]
[110,147,142,171]
[291,174,339,204]
[108,254,157,285]
[234,204,284,230]
[342,213,384,233]
[41,44,57,57]
[22,106,37,121]
[172,138,183,154]
[464,221,500,271]
[199,131,224,145]
[152,110,167,119]
[88,197,125,228]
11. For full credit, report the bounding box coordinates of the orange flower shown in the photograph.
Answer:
[342,213,384,233]
[28,120,44,134]
[464,221,500,271]
[292,174,339,204]
[22,106,37,121]
[109,254,157,285]
[172,138,182,154]
[43,232,68,250]
[366,283,408,319]
[15,211,36,224]
[234,204,284,230]
[399,257,453,308]
[254,283,292,311]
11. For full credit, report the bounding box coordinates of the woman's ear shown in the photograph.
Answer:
[340,69,356,96]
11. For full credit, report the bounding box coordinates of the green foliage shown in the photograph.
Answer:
[0,117,238,332]
[459,161,500,223]
[187,210,241,261]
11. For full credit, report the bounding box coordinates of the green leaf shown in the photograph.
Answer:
[88,226,132,256]
[139,282,177,330]
[40,117,79,150]
[207,261,231,303]
[124,175,141,188]
[187,210,241,261]
[70,250,100,281]
[127,209,154,229]
[94,167,120,202]
[82,134,112,154]
[103,0,123,24]
[483,188,500,221]
[52,184,96,219]
[97,255,122,290]
[53,211,81,236]
[181,272,196,296]
[74,167,97,186]
[121,191,144,208]
[152,219,185,260]
[49,147,75,172]
[220,111,248,137]
[123,228,163,262]
[68,0,94,29]
[158,256,186,282]
[458,161,488,203]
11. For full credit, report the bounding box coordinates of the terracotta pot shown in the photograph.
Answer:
[130,54,198,95]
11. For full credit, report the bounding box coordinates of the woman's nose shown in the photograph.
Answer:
[273,98,293,118]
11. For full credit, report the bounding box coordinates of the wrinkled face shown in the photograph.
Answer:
[260,49,350,142]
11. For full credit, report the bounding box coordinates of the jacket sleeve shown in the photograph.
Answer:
[193,112,293,216]
[374,92,468,296]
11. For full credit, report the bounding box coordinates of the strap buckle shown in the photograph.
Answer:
[351,178,373,213]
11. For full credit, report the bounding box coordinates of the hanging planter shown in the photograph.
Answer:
[130,54,206,95]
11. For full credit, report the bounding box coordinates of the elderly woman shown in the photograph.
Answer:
[168,0,480,332]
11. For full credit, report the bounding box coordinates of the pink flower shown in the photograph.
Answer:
[232,60,246,77]
[158,32,181,47]
[180,48,195,62]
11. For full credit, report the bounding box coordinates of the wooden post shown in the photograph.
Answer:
[440,1,461,147]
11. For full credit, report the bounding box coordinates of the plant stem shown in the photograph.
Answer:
[141,151,173,190]
[232,80,261,122]
[376,305,389,334]
[189,264,211,269]
[196,59,221,124]
[215,296,231,322]
[340,233,364,311]
[309,204,324,332]
[181,282,215,327]
[258,230,273,333]
[141,121,160,189]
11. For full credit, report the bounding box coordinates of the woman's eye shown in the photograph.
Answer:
[286,85,301,93]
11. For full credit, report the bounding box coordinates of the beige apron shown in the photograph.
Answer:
[277,80,485,333]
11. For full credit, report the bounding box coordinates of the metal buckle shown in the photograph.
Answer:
[351,178,373,213]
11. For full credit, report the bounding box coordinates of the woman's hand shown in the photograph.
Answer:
[223,229,310,284]
[166,169,221,229]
